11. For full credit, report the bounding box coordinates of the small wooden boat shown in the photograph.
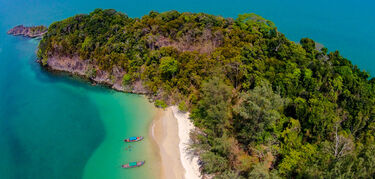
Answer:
[124,136,143,142]
[122,161,145,168]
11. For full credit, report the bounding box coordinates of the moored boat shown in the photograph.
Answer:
[124,136,143,142]
[122,161,145,168]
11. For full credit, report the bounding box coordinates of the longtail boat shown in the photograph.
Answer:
[124,136,143,142]
[122,161,145,168]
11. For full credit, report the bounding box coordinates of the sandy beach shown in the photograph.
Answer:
[152,107,201,179]
[152,108,185,179]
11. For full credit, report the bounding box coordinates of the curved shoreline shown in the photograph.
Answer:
[172,106,201,179]
[151,107,201,179]
[40,55,200,178]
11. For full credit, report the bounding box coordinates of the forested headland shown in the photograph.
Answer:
[38,9,375,178]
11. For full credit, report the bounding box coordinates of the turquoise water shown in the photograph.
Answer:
[0,35,159,179]
[0,0,374,178]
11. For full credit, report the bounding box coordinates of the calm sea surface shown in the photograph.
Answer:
[0,0,374,178]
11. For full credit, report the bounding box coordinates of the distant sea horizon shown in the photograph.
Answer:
[0,0,374,178]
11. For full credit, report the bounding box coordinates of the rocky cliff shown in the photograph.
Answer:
[43,56,149,94]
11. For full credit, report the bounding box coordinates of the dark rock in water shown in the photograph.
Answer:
[7,25,47,38]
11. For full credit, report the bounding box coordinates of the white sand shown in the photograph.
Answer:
[151,108,185,179]
[171,106,201,179]
[151,106,201,179]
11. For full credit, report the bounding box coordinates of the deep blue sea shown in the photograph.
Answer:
[0,0,374,178]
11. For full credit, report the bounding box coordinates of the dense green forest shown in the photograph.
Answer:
[38,9,375,178]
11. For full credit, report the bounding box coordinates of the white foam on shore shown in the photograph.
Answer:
[151,121,156,139]
[171,106,201,179]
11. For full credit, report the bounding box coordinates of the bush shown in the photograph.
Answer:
[178,101,188,112]
[85,67,97,78]
[122,74,132,86]
[155,100,167,108]
[41,58,48,66]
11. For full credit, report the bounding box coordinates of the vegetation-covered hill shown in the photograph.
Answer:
[38,9,375,178]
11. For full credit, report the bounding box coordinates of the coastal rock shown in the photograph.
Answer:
[7,25,47,38]
[44,55,149,94]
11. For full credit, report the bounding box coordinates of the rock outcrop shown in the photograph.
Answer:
[43,56,149,94]
[7,25,47,38]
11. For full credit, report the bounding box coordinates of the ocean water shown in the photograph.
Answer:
[0,0,374,178]
[0,34,159,179]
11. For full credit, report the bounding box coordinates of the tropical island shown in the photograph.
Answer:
[7,25,47,38]
[35,9,375,178]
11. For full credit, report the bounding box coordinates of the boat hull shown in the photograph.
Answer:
[124,136,143,142]
[122,161,145,168]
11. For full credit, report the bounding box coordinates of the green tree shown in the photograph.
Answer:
[233,80,286,145]
[191,77,232,137]
[201,151,229,174]
[300,38,315,53]
[159,56,179,79]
